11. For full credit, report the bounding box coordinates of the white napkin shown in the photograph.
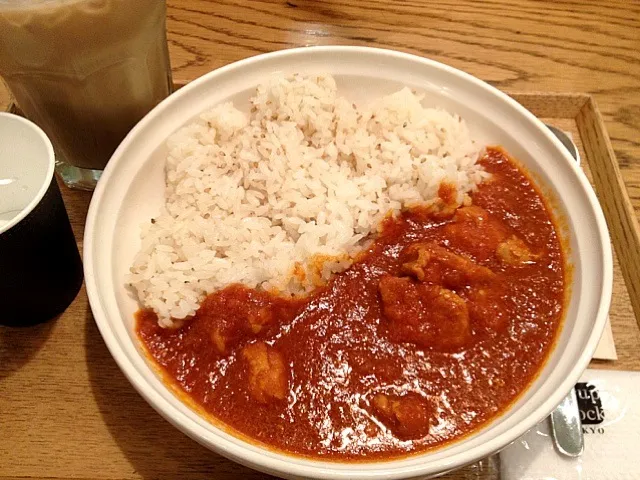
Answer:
[593,320,617,360]
[500,369,640,479]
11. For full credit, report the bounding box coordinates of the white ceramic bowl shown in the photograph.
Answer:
[84,46,612,479]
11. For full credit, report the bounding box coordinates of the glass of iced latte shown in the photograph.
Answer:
[0,0,173,190]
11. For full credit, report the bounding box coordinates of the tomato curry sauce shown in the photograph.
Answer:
[137,147,566,459]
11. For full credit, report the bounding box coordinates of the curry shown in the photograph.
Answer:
[137,147,566,459]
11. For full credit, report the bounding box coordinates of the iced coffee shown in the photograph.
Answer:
[0,0,172,189]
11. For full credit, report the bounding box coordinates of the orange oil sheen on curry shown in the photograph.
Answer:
[137,147,566,459]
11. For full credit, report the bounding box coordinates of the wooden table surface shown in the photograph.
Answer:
[2,1,640,479]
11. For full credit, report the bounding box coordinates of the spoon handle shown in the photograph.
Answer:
[549,387,584,457]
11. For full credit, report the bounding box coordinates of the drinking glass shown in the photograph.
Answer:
[0,0,173,190]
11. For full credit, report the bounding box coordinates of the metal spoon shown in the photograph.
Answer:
[549,387,584,457]
[547,124,581,166]
[545,123,584,457]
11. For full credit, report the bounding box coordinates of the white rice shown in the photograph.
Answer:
[128,74,488,327]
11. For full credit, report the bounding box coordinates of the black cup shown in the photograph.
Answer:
[0,113,83,326]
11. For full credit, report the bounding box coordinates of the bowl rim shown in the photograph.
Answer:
[84,45,613,479]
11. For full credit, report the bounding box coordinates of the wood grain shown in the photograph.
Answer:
[577,99,640,329]
[1,1,640,479]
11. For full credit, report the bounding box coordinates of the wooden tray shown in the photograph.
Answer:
[1,91,639,480]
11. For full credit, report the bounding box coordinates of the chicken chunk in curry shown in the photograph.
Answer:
[396,241,510,333]
[443,206,509,262]
[400,242,496,288]
[379,276,471,350]
[241,342,288,403]
[371,393,432,440]
[496,235,538,265]
[199,284,299,354]
[466,286,510,331]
